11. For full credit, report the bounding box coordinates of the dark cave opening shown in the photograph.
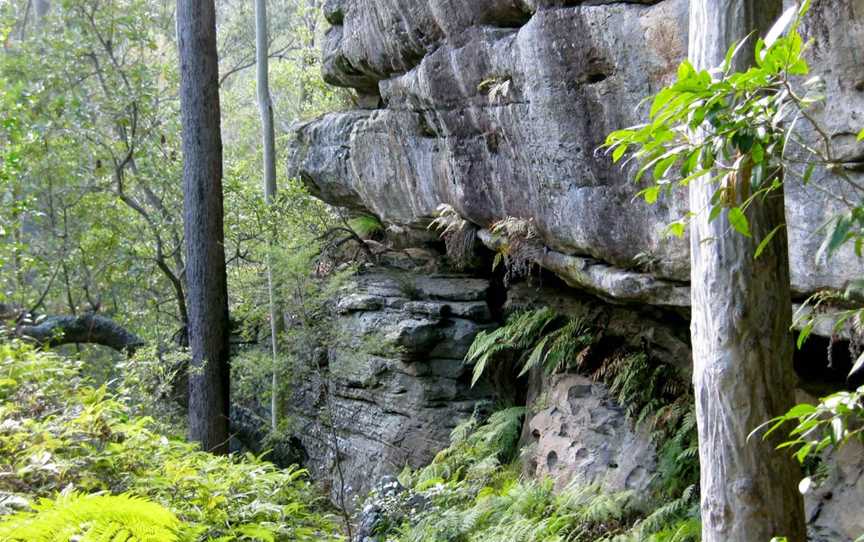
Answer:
[793,333,856,396]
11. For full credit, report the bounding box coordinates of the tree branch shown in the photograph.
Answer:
[12,313,146,353]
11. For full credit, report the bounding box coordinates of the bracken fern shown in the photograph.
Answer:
[0,492,185,542]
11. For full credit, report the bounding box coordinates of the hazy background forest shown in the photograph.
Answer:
[0,0,360,425]
[0,0,348,348]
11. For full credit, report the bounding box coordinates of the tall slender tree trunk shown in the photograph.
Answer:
[255,0,285,432]
[177,0,231,455]
[688,2,806,541]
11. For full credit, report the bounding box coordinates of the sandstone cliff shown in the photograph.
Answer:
[286,1,864,539]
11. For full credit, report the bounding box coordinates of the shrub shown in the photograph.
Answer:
[0,341,343,541]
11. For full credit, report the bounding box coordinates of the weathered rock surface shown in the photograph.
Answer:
[806,439,864,542]
[288,267,496,506]
[522,373,657,493]
[292,0,864,302]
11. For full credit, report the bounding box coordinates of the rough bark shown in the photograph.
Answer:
[177,0,231,455]
[688,1,806,541]
[255,0,285,433]
[11,313,144,353]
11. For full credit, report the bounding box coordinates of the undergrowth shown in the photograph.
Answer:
[0,492,184,541]
[0,341,343,541]
[376,308,702,541]
[371,403,698,542]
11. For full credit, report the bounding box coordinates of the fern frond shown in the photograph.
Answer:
[468,309,586,386]
[0,492,183,542]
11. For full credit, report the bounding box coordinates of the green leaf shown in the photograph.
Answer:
[676,61,695,82]
[755,38,767,64]
[751,142,764,164]
[640,186,661,204]
[665,221,686,238]
[820,216,851,258]
[708,204,723,224]
[797,321,815,350]
[794,441,815,464]
[802,162,816,185]
[612,144,628,163]
[754,224,785,259]
[728,207,751,237]
[785,403,817,418]
[650,88,675,119]
[857,128,864,142]
[653,155,677,180]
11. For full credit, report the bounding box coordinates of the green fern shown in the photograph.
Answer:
[408,407,527,490]
[467,308,589,386]
[461,308,701,538]
[521,317,594,377]
[0,492,185,542]
[635,484,698,536]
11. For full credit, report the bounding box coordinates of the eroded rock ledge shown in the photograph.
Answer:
[292,0,864,302]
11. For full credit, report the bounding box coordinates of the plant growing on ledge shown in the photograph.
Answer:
[488,216,541,286]
[429,204,478,270]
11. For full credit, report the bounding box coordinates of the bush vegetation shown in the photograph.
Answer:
[0,341,343,541]
[368,405,698,542]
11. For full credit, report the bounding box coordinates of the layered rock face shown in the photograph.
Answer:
[287,265,497,505]
[293,0,864,302]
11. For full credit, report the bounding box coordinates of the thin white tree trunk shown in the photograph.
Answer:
[688,1,806,540]
[255,0,284,432]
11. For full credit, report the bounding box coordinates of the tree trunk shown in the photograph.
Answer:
[688,2,806,541]
[177,0,231,455]
[255,0,285,432]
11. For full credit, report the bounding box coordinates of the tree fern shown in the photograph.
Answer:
[0,492,185,542]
